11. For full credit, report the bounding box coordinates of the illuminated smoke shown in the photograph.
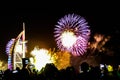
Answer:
[88,33,111,55]
[0,60,7,71]
[52,51,71,70]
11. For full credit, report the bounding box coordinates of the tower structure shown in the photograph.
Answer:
[13,22,26,70]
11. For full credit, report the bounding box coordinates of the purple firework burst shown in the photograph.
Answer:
[54,14,90,56]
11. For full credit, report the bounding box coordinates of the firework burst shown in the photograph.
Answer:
[54,14,90,56]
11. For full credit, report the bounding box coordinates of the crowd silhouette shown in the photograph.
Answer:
[1,62,120,80]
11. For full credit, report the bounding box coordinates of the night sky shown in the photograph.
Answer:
[0,1,120,62]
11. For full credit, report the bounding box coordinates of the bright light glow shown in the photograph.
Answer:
[14,39,27,55]
[29,57,34,64]
[14,44,23,53]
[61,31,77,48]
[31,47,52,71]
[107,65,113,72]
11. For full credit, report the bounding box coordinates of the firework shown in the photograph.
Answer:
[53,51,71,70]
[88,33,111,55]
[30,47,53,71]
[54,14,90,56]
